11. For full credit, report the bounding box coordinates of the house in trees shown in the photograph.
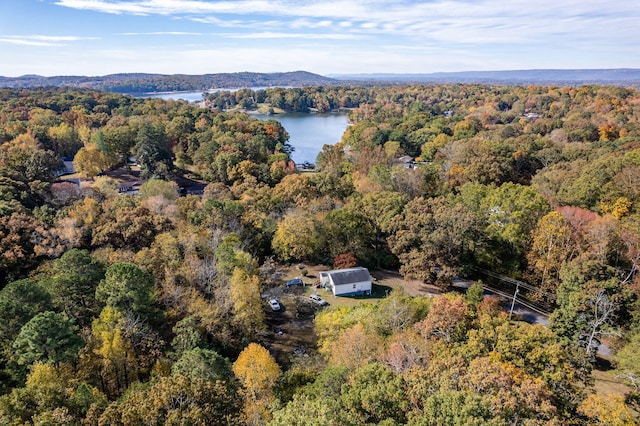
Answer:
[55,156,76,176]
[396,155,417,170]
[320,267,372,296]
[119,180,144,194]
[62,156,76,174]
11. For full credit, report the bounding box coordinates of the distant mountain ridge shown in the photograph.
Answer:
[1,69,639,93]
[333,69,640,86]
[0,71,338,93]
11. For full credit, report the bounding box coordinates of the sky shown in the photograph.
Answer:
[0,0,639,77]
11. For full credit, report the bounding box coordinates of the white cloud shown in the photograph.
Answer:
[52,0,639,24]
[0,0,631,76]
[190,16,249,27]
[54,0,280,15]
[53,0,150,15]
[117,31,203,36]
[29,35,97,41]
[225,32,363,40]
[51,0,640,49]
[0,35,97,46]
[288,18,334,29]
[0,38,60,47]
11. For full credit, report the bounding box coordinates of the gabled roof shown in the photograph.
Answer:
[397,155,414,163]
[326,267,371,285]
[119,180,144,189]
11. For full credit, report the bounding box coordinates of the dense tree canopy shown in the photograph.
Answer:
[0,84,639,424]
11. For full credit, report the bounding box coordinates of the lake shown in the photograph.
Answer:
[137,91,350,164]
[140,88,273,102]
[252,112,349,164]
[141,91,207,102]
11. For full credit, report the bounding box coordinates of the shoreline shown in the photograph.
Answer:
[233,107,352,116]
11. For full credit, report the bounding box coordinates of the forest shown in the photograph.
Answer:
[0,83,639,425]
[3,69,640,94]
[0,71,338,94]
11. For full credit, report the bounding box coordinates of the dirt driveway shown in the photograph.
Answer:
[259,265,442,366]
[369,269,443,297]
[259,288,320,367]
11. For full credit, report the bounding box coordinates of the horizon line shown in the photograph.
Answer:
[3,68,640,79]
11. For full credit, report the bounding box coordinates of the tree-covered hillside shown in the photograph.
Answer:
[0,84,638,425]
[0,71,338,93]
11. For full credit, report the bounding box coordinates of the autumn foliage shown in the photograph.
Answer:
[0,84,639,424]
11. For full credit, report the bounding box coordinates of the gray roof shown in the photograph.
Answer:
[327,267,371,285]
[397,155,414,163]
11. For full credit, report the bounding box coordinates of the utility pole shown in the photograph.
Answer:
[509,284,520,320]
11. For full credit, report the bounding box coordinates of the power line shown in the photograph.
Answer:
[482,284,551,317]
[472,266,554,298]
[471,267,553,317]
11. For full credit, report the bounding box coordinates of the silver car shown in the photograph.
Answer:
[309,294,327,306]
[269,299,281,311]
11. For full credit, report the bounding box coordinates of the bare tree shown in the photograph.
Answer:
[579,289,618,356]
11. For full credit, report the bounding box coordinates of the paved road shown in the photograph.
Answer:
[508,299,549,326]
[451,278,611,357]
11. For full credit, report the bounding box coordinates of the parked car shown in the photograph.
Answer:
[268,299,281,311]
[309,294,327,306]
[286,278,304,287]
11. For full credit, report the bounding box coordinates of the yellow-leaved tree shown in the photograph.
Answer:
[73,145,112,178]
[527,210,573,300]
[578,394,637,426]
[229,268,265,336]
[232,342,281,425]
[272,210,322,262]
[91,306,133,397]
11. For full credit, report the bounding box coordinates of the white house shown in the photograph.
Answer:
[396,155,417,170]
[320,267,372,297]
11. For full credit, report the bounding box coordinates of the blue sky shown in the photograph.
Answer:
[0,0,638,77]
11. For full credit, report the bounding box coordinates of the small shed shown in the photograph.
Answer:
[320,267,372,297]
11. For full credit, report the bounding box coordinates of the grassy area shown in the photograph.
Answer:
[260,264,398,365]
[276,264,408,309]
[593,368,629,397]
[592,357,633,400]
